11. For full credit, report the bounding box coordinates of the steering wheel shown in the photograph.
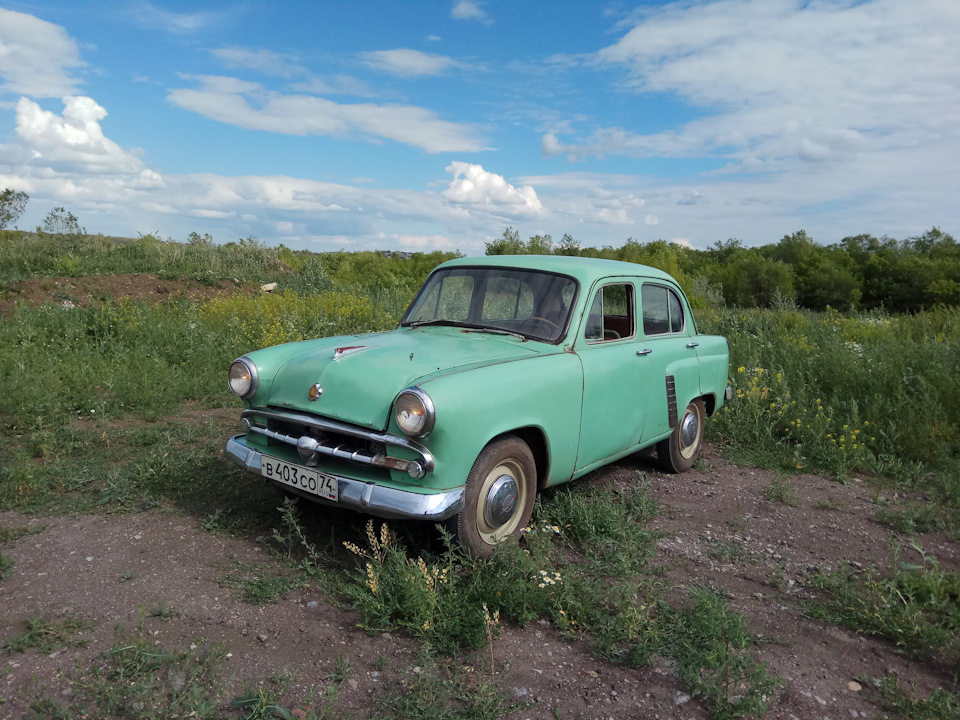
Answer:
[519,316,562,333]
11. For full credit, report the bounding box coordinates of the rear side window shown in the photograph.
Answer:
[641,284,685,335]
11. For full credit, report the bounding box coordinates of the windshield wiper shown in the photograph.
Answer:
[462,327,528,341]
[407,319,470,329]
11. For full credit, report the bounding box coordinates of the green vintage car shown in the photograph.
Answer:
[225,255,730,556]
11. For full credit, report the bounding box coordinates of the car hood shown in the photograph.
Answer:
[259,328,541,430]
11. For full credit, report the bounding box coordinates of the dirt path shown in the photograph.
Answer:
[1,446,956,719]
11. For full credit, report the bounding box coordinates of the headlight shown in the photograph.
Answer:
[394,388,435,438]
[228,357,258,399]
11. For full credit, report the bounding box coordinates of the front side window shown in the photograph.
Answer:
[585,283,635,342]
[641,284,685,335]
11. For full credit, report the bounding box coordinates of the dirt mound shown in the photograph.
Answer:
[0,273,255,316]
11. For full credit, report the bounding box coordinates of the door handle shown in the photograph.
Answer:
[636,349,652,356]
[686,342,699,348]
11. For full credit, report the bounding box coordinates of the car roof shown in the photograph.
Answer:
[436,254,679,286]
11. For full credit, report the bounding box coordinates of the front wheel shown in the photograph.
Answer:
[450,435,537,558]
[656,398,705,473]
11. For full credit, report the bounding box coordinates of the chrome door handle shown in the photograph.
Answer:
[636,349,652,356]
[686,342,699,348]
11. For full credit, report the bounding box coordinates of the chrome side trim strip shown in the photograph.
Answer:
[224,435,463,521]
[241,408,434,472]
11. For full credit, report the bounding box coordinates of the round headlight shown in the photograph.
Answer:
[394,388,435,438]
[228,358,258,399]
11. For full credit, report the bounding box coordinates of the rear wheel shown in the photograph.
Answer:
[451,435,536,558]
[657,398,705,473]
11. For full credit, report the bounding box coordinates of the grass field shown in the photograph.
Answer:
[2,230,959,719]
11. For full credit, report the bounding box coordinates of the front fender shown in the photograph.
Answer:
[403,351,583,491]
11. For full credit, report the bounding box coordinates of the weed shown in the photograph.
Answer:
[762,477,802,507]
[69,621,227,719]
[369,644,517,720]
[864,672,960,720]
[808,540,960,662]
[225,564,307,605]
[707,538,751,564]
[4,612,94,654]
[665,587,782,719]
[0,551,12,580]
[147,602,178,619]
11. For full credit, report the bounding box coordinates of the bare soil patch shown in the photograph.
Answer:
[2,446,956,719]
[0,273,254,317]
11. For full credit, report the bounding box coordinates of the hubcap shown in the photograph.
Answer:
[483,474,519,528]
[680,410,699,449]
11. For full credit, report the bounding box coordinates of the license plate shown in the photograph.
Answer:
[261,457,338,501]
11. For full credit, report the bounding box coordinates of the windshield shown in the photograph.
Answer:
[402,267,579,343]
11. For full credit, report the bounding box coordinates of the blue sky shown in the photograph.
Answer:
[1,0,958,255]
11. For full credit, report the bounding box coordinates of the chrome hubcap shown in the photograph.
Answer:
[680,410,699,448]
[483,474,519,528]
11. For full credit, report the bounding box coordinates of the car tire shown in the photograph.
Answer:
[656,398,705,473]
[450,434,537,558]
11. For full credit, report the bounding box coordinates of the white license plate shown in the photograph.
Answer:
[261,457,338,501]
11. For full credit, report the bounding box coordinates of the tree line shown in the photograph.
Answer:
[486,226,960,312]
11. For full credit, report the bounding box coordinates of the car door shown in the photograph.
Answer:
[574,279,651,472]
[635,282,701,443]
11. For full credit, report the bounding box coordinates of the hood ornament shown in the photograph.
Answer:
[308,383,323,401]
[333,345,370,361]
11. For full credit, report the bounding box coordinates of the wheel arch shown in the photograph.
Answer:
[491,426,549,490]
[702,392,718,417]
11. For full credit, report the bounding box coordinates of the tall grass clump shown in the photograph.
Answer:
[698,306,960,497]
[0,231,286,284]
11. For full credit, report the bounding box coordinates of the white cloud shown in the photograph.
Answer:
[443,162,542,214]
[0,8,84,97]
[360,49,462,78]
[127,1,221,34]
[552,0,960,171]
[168,75,486,152]
[451,1,492,25]
[211,47,305,77]
[15,97,144,174]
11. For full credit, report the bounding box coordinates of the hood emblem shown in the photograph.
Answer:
[308,383,323,401]
[333,345,370,361]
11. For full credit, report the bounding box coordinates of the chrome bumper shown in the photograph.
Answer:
[224,435,464,522]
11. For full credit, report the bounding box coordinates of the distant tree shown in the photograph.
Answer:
[525,233,552,255]
[0,188,29,229]
[555,233,581,256]
[188,231,214,246]
[39,206,84,237]
[485,227,525,255]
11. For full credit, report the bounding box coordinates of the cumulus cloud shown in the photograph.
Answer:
[451,1,492,25]
[211,47,305,77]
[360,49,462,78]
[443,162,542,214]
[552,0,960,169]
[0,8,84,97]
[15,97,145,174]
[168,75,486,152]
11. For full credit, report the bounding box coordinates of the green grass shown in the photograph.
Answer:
[700,306,960,500]
[863,672,960,720]
[29,621,229,720]
[369,644,518,720]
[4,612,95,654]
[273,478,780,719]
[807,540,960,663]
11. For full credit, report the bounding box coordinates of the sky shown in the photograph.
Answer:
[1,0,958,256]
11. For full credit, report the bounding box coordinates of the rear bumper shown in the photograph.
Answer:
[224,435,464,521]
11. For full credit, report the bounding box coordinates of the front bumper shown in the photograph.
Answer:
[224,435,464,522]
